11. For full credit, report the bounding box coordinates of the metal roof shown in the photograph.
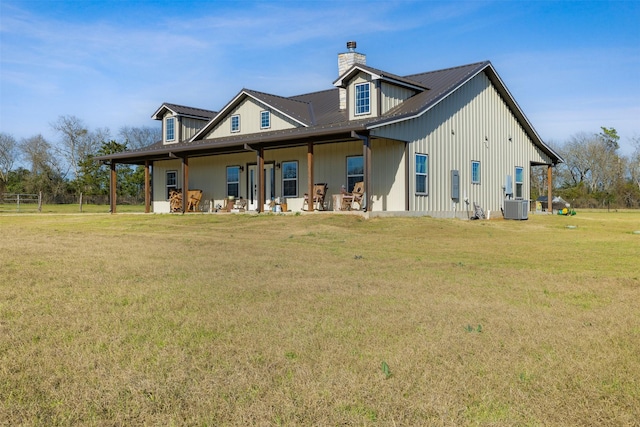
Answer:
[97,61,562,165]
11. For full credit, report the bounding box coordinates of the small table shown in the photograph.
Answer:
[332,194,353,211]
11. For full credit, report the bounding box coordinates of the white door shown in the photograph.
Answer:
[248,164,275,210]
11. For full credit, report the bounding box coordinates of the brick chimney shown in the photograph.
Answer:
[338,41,366,110]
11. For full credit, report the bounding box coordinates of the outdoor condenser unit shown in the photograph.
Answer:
[504,199,529,220]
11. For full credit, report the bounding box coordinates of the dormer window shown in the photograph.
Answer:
[355,82,370,115]
[231,115,240,133]
[261,111,270,129]
[166,117,175,141]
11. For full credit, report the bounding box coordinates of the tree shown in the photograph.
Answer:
[0,132,17,190]
[19,134,68,200]
[20,134,55,175]
[118,125,161,150]
[51,115,107,182]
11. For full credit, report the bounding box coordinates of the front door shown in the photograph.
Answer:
[248,163,275,211]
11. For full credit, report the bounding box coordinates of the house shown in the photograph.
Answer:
[96,41,562,217]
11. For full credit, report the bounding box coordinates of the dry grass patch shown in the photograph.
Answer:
[1,211,639,425]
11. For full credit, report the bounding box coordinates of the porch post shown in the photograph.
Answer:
[547,165,553,213]
[144,160,150,213]
[307,142,314,211]
[258,147,264,212]
[109,161,117,214]
[364,136,371,212]
[182,156,189,214]
[351,131,371,212]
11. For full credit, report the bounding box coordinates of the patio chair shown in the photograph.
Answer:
[302,183,328,211]
[350,181,365,210]
[186,189,203,212]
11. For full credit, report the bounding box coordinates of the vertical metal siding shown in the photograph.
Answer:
[373,72,553,216]
[380,83,415,114]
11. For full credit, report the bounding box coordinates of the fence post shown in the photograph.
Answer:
[17,194,20,211]
[38,192,42,212]
[79,192,83,213]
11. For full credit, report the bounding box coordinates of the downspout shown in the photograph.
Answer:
[351,131,370,212]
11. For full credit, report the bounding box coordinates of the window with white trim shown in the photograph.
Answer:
[515,166,524,198]
[346,156,364,193]
[472,161,481,184]
[282,161,298,197]
[231,115,240,133]
[355,82,370,115]
[166,117,175,141]
[261,111,270,129]
[166,170,177,199]
[227,166,240,197]
[416,154,428,195]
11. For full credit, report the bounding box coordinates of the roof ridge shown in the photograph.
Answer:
[244,88,311,105]
[163,102,218,114]
[404,60,489,79]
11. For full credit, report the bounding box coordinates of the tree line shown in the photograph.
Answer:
[0,115,160,204]
[1,118,639,208]
[531,127,640,209]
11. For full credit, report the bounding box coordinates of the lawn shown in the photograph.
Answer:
[1,210,639,426]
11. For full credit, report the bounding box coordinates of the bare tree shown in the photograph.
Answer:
[20,134,55,174]
[630,135,640,192]
[51,115,106,181]
[0,132,17,186]
[118,125,161,150]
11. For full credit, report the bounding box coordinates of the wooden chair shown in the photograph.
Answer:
[339,182,364,211]
[186,189,203,212]
[302,183,328,211]
[350,181,365,210]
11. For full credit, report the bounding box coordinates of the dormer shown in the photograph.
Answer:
[334,42,429,120]
[152,103,217,145]
[190,89,313,141]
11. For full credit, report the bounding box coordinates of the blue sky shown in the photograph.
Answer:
[1,0,639,155]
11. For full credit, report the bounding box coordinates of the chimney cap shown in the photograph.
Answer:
[346,41,357,51]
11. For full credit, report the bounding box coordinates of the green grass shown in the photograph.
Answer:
[1,210,639,425]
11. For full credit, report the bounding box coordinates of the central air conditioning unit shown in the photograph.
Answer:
[504,199,529,220]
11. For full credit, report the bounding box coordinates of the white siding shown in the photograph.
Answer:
[372,71,553,217]
[205,98,300,139]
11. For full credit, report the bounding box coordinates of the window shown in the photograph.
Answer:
[416,154,428,195]
[355,82,370,115]
[166,170,177,199]
[231,115,240,133]
[261,111,270,129]
[166,117,175,141]
[515,166,524,198]
[227,166,240,197]
[472,161,481,184]
[346,156,364,193]
[282,161,298,197]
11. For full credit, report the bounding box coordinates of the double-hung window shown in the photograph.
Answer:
[515,166,524,198]
[166,117,175,142]
[354,82,370,115]
[231,115,240,133]
[471,161,481,184]
[346,156,364,193]
[282,161,298,197]
[261,111,270,129]
[227,166,240,198]
[416,154,428,195]
[166,170,177,199]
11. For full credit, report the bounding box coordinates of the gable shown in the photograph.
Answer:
[203,97,302,139]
